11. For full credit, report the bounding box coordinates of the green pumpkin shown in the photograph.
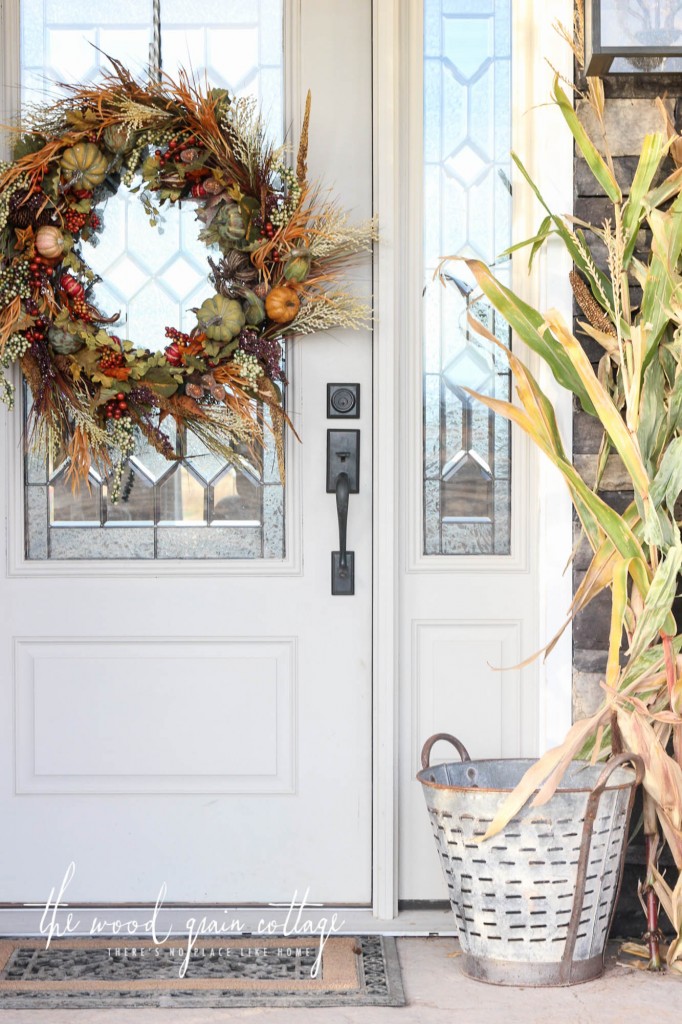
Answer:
[283,247,311,283]
[214,202,246,243]
[103,124,136,155]
[48,326,84,355]
[60,143,109,190]
[196,294,245,342]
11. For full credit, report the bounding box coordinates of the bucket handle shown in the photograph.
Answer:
[560,751,644,981]
[589,752,644,796]
[421,733,471,769]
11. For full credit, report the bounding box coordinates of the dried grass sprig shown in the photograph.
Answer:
[184,405,263,470]
[0,296,22,353]
[221,94,278,195]
[297,90,312,186]
[553,0,584,70]
[603,212,631,392]
[288,292,371,335]
[258,376,286,483]
[570,228,616,318]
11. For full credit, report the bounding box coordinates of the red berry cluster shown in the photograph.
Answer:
[155,135,199,168]
[164,326,191,366]
[24,318,47,345]
[164,326,191,344]
[21,298,47,344]
[29,255,54,290]
[263,221,277,239]
[99,349,125,374]
[64,208,88,233]
[90,212,101,230]
[105,392,128,420]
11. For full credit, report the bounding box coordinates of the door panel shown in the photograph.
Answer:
[15,639,295,794]
[398,0,541,901]
[1,0,373,905]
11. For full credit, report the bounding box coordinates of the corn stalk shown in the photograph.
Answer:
[438,73,682,973]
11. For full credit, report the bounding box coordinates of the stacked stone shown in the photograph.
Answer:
[571,77,680,720]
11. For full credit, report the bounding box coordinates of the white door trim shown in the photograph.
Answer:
[371,0,402,921]
[512,0,575,751]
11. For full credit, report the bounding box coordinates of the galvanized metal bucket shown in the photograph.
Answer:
[417,733,643,987]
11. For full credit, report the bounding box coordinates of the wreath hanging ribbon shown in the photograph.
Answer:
[0,60,374,500]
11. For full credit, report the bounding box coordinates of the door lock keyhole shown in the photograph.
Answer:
[331,388,356,414]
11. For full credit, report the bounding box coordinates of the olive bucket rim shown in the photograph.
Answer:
[416,756,640,796]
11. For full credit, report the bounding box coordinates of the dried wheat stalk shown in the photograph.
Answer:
[297,90,312,186]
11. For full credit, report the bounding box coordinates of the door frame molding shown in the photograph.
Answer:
[371,0,402,921]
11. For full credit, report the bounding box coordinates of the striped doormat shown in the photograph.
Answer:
[0,935,405,1008]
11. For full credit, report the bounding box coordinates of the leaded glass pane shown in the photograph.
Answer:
[423,0,512,556]
[50,468,101,525]
[21,0,285,560]
[104,467,155,525]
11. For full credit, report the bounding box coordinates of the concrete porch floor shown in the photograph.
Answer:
[0,938,679,1024]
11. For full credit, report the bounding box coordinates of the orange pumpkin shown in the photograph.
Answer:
[35,226,65,259]
[265,286,300,324]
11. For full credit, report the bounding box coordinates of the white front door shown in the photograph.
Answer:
[0,0,373,906]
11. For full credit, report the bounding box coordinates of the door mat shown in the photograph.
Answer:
[0,935,405,1008]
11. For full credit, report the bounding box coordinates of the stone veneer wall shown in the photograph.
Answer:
[572,76,681,720]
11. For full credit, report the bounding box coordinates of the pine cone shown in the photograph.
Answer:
[209,251,259,298]
[9,189,55,228]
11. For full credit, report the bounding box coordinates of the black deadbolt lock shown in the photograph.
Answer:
[327,383,360,419]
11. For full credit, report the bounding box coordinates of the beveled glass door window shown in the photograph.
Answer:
[21,0,285,559]
[422,0,512,556]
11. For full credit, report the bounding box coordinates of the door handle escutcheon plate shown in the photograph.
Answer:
[326,429,360,493]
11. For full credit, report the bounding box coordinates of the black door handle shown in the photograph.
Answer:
[336,471,350,577]
[327,429,359,596]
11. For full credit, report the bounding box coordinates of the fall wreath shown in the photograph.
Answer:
[0,61,374,499]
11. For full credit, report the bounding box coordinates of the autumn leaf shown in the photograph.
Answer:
[13,226,34,252]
